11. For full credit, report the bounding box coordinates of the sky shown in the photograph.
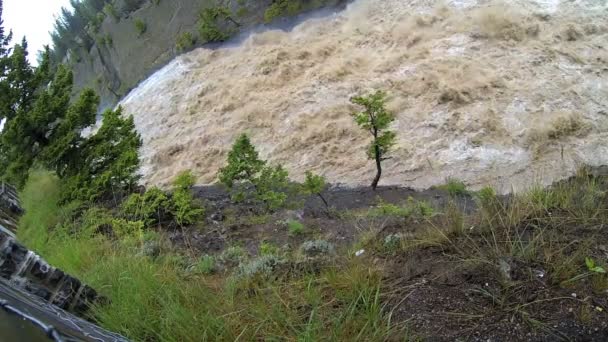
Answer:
[3,0,72,64]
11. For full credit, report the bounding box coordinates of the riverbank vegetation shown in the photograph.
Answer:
[1,1,607,340]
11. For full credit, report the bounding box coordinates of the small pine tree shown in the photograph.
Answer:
[302,171,329,209]
[219,133,292,210]
[351,91,396,190]
[170,170,204,226]
[219,133,265,188]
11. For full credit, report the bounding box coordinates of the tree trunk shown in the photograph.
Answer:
[372,143,382,191]
[317,193,329,208]
[372,127,382,191]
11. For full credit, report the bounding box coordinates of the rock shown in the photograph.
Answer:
[210,212,225,222]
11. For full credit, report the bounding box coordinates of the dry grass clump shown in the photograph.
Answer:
[473,4,539,42]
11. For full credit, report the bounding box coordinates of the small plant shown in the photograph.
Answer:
[104,34,113,47]
[287,219,304,236]
[368,198,411,218]
[383,234,402,253]
[220,246,247,265]
[193,255,215,275]
[219,134,265,188]
[264,0,301,23]
[111,219,145,241]
[170,170,204,226]
[439,178,468,197]
[176,32,196,52]
[259,241,280,256]
[134,19,147,36]
[302,171,329,210]
[219,134,292,211]
[103,3,119,21]
[121,187,170,227]
[300,240,335,258]
[234,255,284,281]
[351,91,396,190]
[199,7,237,43]
[586,257,606,274]
[153,0,161,5]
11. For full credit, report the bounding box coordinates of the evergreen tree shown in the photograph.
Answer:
[61,106,142,202]
[219,133,265,188]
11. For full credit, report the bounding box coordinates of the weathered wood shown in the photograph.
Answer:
[0,183,22,233]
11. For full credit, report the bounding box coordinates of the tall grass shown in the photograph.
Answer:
[16,171,402,341]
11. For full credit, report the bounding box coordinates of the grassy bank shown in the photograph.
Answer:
[17,170,608,341]
[18,171,404,341]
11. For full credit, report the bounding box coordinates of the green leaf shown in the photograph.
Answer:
[586,257,596,271]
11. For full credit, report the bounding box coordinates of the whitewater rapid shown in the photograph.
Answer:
[120,0,608,193]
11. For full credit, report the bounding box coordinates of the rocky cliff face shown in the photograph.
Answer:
[69,0,346,112]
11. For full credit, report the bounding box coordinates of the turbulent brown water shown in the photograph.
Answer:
[120,0,608,193]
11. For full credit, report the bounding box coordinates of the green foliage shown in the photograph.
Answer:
[350,91,396,190]
[193,255,216,275]
[303,171,326,195]
[103,3,118,21]
[111,218,144,240]
[253,165,289,210]
[60,106,142,203]
[219,134,265,188]
[234,254,284,282]
[438,178,469,197]
[134,19,147,36]
[368,197,434,219]
[259,241,280,256]
[286,219,304,236]
[586,257,606,274]
[170,170,204,226]
[219,245,247,265]
[198,7,235,43]
[175,32,196,52]
[220,134,293,211]
[264,0,302,23]
[121,187,170,227]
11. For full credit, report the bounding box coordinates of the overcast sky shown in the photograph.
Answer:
[4,0,72,64]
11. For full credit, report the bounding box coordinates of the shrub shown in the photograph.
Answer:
[383,234,402,253]
[286,219,304,236]
[193,255,216,275]
[259,241,280,256]
[220,246,247,265]
[302,171,329,209]
[170,170,204,226]
[253,165,290,210]
[264,0,302,23]
[219,134,292,211]
[369,199,411,218]
[199,7,234,43]
[234,255,284,281]
[111,219,144,241]
[103,3,119,21]
[176,32,196,52]
[300,240,335,258]
[219,134,265,188]
[438,178,468,197]
[134,19,147,36]
[121,187,170,227]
